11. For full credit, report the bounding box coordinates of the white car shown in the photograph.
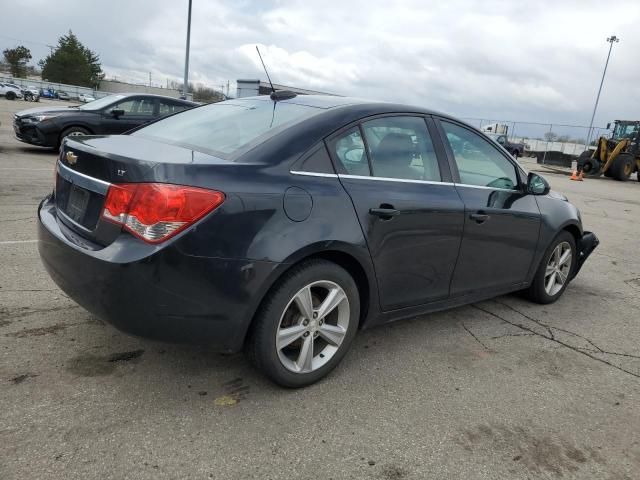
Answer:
[0,83,24,100]
[23,85,40,102]
[78,93,96,103]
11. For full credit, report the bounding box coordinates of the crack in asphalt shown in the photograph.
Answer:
[461,321,490,350]
[494,300,640,359]
[471,304,640,379]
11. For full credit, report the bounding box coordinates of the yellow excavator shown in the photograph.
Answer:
[578,120,640,181]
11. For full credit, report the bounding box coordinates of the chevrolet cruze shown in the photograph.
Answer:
[38,94,598,387]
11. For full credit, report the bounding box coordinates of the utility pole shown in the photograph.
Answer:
[182,0,193,99]
[586,35,619,147]
[149,72,152,87]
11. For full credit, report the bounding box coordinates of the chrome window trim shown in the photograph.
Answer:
[289,170,339,178]
[288,171,519,192]
[453,183,521,193]
[57,160,111,194]
[338,173,454,186]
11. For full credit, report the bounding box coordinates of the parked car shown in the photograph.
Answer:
[57,91,71,101]
[78,93,96,103]
[23,86,40,102]
[39,88,56,98]
[487,133,527,157]
[0,83,24,100]
[14,93,197,148]
[38,94,598,387]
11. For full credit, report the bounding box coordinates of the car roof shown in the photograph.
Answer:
[236,94,454,119]
[111,93,198,105]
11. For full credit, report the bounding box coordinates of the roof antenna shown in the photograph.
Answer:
[255,45,297,101]
[256,46,276,94]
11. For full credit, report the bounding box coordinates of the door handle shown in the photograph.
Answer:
[369,207,400,219]
[469,212,490,223]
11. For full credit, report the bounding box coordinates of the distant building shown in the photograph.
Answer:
[236,79,337,98]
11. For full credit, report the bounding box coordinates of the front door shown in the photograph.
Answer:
[101,97,157,134]
[436,119,541,296]
[328,115,465,311]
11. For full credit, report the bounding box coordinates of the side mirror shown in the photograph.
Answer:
[527,172,550,195]
[110,109,125,118]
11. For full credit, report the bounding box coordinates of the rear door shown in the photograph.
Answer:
[328,115,465,311]
[101,97,157,134]
[435,119,541,295]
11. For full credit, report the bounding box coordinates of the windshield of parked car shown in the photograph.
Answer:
[78,94,125,111]
[133,98,324,157]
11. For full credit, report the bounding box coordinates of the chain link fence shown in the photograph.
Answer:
[460,117,610,166]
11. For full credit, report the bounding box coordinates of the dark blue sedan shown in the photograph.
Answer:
[38,94,598,387]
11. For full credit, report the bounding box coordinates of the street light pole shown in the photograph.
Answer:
[586,35,619,147]
[182,0,193,99]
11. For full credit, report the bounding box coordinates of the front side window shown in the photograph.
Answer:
[362,116,440,181]
[113,98,156,116]
[441,121,518,190]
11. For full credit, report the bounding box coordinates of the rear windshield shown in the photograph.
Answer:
[132,98,322,158]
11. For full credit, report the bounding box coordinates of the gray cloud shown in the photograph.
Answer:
[2,0,639,126]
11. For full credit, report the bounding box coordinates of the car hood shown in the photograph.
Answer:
[16,106,82,117]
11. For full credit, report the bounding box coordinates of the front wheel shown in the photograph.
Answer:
[246,259,360,387]
[5,91,16,100]
[525,231,576,304]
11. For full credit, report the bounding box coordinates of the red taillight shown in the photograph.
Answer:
[102,183,225,243]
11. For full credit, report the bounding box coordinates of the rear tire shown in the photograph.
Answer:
[609,153,634,181]
[5,91,16,100]
[525,231,576,304]
[246,259,360,388]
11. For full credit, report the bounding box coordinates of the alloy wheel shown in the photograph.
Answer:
[544,241,572,296]
[276,280,350,373]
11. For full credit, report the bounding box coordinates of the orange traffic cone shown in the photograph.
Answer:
[570,169,583,181]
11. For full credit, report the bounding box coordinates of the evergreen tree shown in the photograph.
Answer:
[40,31,104,87]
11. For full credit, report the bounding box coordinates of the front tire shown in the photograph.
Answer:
[5,91,16,100]
[609,153,634,181]
[525,231,576,304]
[246,259,360,388]
[59,126,90,147]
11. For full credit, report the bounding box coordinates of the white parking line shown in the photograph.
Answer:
[0,168,52,171]
[0,240,38,245]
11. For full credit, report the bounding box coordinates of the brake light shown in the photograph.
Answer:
[102,183,225,243]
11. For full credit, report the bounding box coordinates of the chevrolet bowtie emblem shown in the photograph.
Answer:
[66,151,78,165]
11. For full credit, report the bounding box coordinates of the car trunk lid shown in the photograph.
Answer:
[55,135,233,247]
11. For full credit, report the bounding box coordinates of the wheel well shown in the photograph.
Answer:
[243,250,371,347]
[563,224,581,244]
[311,250,370,326]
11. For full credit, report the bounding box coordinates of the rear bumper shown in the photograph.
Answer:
[573,231,599,278]
[37,196,280,352]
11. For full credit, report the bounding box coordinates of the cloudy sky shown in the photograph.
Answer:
[1,0,639,129]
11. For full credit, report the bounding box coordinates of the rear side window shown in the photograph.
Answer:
[159,101,189,116]
[328,127,369,175]
[362,116,441,181]
[134,99,322,157]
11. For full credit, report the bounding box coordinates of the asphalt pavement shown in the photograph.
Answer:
[1,98,639,480]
